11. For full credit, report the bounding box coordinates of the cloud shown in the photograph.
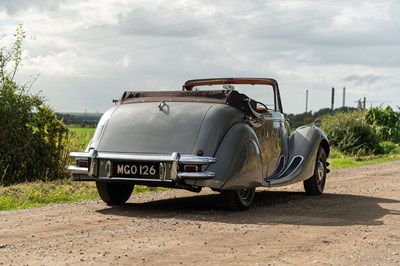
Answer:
[21,50,109,77]
[0,0,63,15]
[1,0,399,114]
[342,74,382,86]
[117,55,130,68]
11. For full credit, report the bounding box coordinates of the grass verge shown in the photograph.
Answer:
[329,150,400,169]
[0,179,98,211]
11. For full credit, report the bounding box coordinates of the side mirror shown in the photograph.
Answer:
[314,119,322,128]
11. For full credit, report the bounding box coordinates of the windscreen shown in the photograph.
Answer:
[191,84,275,110]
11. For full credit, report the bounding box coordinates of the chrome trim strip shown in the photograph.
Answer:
[177,171,216,180]
[178,156,217,164]
[267,155,305,185]
[285,155,304,176]
[68,165,89,174]
[69,151,217,164]
[97,176,174,183]
[274,155,286,177]
[170,152,180,180]
[70,152,92,158]
[105,161,113,178]
[159,162,166,180]
[69,150,217,181]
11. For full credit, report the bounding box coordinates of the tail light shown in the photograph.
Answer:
[76,160,88,168]
[178,164,201,172]
[183,165,199,172]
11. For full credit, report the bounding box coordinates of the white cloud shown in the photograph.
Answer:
[0,0,399,113]
[117,55,130,68]
[21,50,108,77]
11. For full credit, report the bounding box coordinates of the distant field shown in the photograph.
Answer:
[68,127,96,135]
[68,127,95,151]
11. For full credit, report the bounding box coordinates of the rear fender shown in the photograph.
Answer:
[266,126,329,187]
[193,122,263,189]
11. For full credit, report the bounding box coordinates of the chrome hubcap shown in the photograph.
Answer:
[317,159,325,182]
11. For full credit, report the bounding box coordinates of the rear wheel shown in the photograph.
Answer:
[221,188,256,211]
[303,147,327,195]
[96,182,134,205]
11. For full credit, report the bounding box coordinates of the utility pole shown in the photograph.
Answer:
[357,99,362,109]
[342,87,346,107]
[363,97,366,109]
[305,90,309,113]
[331,87,335,110]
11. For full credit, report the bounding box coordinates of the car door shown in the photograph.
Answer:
[254,109,288,178]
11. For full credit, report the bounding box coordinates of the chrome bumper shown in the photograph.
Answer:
[68,150,217,182]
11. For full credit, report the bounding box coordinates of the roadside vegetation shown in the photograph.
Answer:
[0,179,164,211]
[320,107,400,156]
[1,26,400,212]
[0,180,98,211]
[0,25,69,186]
[329,149,400,169]
[0,127,166,211]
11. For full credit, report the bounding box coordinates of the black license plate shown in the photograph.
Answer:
[113,161,160,179]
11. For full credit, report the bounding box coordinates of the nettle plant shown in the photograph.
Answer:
[0,25,69,185]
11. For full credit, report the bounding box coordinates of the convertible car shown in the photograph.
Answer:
[69,78,330,210]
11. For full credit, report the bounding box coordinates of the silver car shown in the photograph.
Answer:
[69,78,330,210]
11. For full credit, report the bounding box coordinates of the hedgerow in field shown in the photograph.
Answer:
[321,111,380,155]
[365,106,400,143]
[0,25,69,185]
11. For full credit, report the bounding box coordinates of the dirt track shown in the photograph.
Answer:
[1,161,400,265]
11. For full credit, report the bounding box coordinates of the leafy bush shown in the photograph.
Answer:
[0,25,69,185]
[365,106,400,143]
[321,111,381,155]
[379,141,400,154]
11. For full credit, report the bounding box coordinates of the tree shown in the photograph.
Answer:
[0,24,69,185]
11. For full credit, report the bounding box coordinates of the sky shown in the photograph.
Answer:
[0,0,399,114]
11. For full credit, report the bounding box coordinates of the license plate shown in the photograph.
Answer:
[113,161,159,179]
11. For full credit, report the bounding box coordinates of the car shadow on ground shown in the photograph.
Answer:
[96,190,400,226]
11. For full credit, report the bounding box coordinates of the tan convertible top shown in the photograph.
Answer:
[119,90,229,104]
[118,77,281,114]
[118,90,257,117]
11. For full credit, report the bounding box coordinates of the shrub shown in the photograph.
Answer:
[320,111,381,155]
[365,106,400,143]
[0,25,69,185]
[379,141,400,154]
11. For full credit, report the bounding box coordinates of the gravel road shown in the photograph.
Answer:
[1,161,399,265]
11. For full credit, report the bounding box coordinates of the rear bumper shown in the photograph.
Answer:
[68,150,217,182]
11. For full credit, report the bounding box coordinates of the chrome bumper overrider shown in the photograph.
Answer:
[68,150,217,181]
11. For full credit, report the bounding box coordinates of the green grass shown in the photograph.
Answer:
[0,181,168,212]
[0,180,99,211]
[67,126,96,151]
[68,126,96,135]
[329,149,400,169]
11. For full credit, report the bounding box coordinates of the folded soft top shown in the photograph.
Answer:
[119,90,257,117]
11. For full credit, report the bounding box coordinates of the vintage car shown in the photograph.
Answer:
[69,78,330,210]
